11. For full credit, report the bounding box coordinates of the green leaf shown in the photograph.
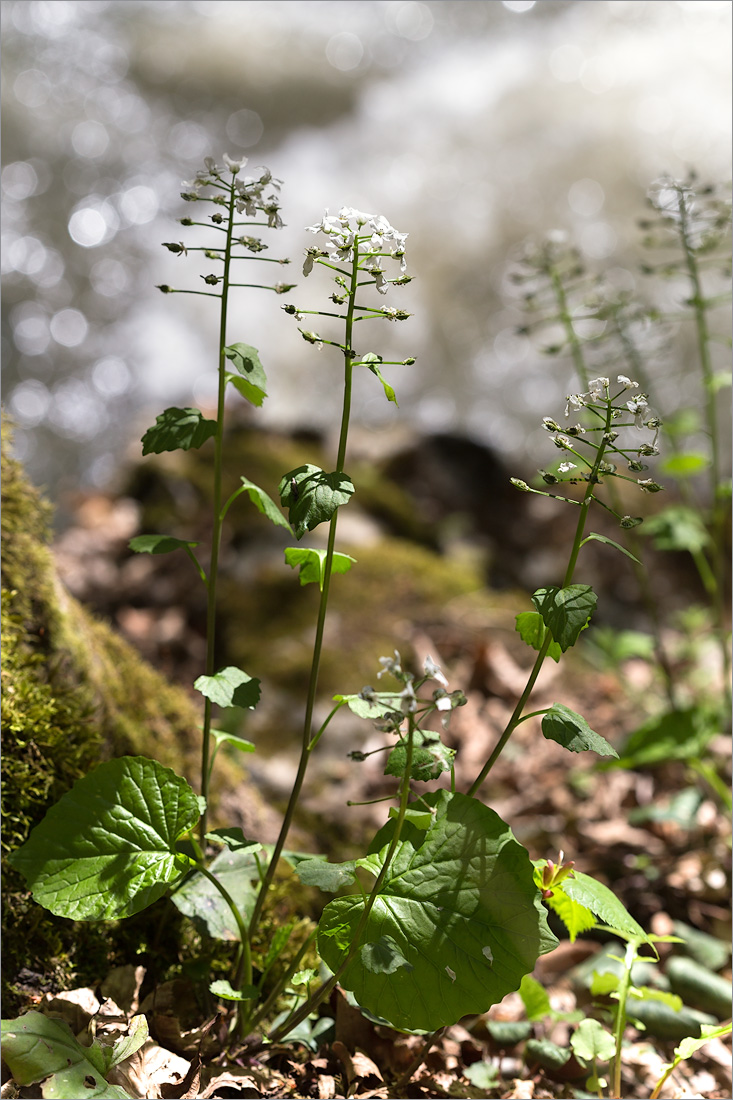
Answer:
[7,758,200,920]
[542,883,597,942]
[524,1038,571,1071]
[172,846,260,940]
[334,691,404,720]
[389,806,434,830]
[675,1022,733,1062]
[515,612,563,663]
[531,585,597,652]
[464,1061,500,1088]
[107,1015,149,1071]
[363,356,398,405]
[609,706,717,769]
[294,859,357,892]
[642,505,711,553]
[385,731,455,782]
[582,532,641,564]
[206,827,262,855]
[560,871,647,942]
[590,970,620,996]
[629,986,683,1012]
[570,1018,616,1063]
[519,973,552,1021]
[278,465,355,539]
[129,534,199,555]
[291,967,318,986]
[141,407,216,455]
[541,703,619,758]
[239,476,292,531]
[284,547,356,590]
[1,1012,135,1098]
[660,452,710,478]
[194,666,261,709]
[317,790,557,1032]
[210,729,256,754]
[209,979,258,1001]
[224,342,267,406]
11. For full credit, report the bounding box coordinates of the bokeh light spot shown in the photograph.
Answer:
[568,178,605,217]
[2,161,39,200]
[325,32,364,72]
[225,108,264,149]
[50,308,88,347]
[71,119,110,158]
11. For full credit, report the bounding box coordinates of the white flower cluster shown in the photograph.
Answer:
[181,156,283,223]
[303,207,408,290]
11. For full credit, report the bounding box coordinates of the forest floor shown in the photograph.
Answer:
[6,470,731,1100]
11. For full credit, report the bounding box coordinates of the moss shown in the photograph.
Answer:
[0,428,212,1008]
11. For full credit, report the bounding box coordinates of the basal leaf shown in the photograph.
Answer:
[128,534,199,555]
[278,465,355,540]
[317,790,557,1032]
[239,477,292,531]
[206,827,262,855]
[608,705,717,769]
[570,1018,616,1063]
[224,342,267,406]
[582,532,641,564]
[284,547,356,590]
[531,585,597,652]
[141,407,216,455]
[541,703,618,758]
[209,980,258,1001]
[519,974,553,1021]
[194,666,261,709]
[295,859,357,892]
[515,612,563,663]
[172,846,260,940]
[560,871,647,942]
[7,758,200,920]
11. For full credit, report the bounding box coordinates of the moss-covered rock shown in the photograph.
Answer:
[0,426,209,1009]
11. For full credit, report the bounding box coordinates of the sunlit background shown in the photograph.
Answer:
[2,0,731,512]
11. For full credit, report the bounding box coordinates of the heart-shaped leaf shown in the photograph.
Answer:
[224,342,268,406]
[295,859,357,892]
[141,407,216,454]
[284,547,356,589]
[385,731,455,782]
[515,612,562,663]
[1,1012,133,1098]
[194,667,261,709]
[7,757,200,920]
[531,584,597,652]
[541,703,618,758]
[278,465,355,539]
[172,846,260,940]
[317,790,557,1032]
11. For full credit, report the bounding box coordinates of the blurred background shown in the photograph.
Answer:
[2,0,731,515]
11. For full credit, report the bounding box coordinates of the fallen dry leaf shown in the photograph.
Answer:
[107,1039,191,1100]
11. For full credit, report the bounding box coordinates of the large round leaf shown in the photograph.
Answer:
[8,757,201,920]
[318,790,557,1032]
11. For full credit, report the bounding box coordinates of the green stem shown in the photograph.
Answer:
[468,416,612,796]
[611,941,635,1099]
[199,174,237,845]
[193,863,251,987]
[268,713,416,1043]
[247,244,360,939]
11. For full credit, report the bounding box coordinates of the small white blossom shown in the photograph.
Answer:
[423,655,449,689]
[435,695,452,712]
[627,394,649,427]
[617,375,638,389]
[378,650,402,678]
[553,435,573,450]
[565,393,586,417]
[223,153,246,173]
[588,377,610,399]
[558,461,577,473]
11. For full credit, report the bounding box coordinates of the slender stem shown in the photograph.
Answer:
[193,863,251,987]
[611,942,635,1099]
[393,1028,445,1092]
[247,244,360,938]
[199,174,236,844]
[468,414,612,796]
[268,713,416,1043]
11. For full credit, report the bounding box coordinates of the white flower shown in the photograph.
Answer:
[423,655,448,689]
[338,206,374,225]
[565,393,586,417]
[553,435,573,450]
[378,650,402,678]
[617,374,638,389]
[588,377,610,399]
[627,394,649,427]
[223,153,246,173]
[558,461,577,473]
